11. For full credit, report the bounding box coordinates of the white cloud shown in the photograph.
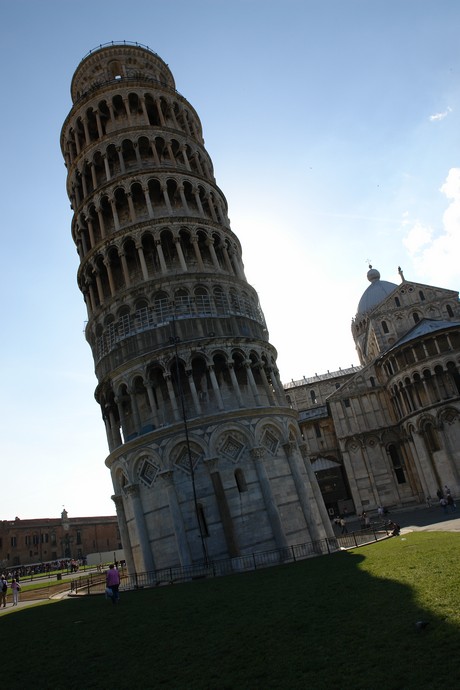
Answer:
[402,220,433,253]
[402,167,460,286]
[429,106,452,122]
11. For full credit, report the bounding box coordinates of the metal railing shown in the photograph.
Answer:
[71,528,390,595]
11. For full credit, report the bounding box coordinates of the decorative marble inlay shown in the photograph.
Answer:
[174,445,201,474]
[138,458,160,487]
[220,435,245,463]
[262,429,279,455]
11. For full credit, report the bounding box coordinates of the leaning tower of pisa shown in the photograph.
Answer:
[61,42,333,574]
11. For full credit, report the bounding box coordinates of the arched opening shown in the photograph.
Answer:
[235,468,248,493]
[388,444,406,484]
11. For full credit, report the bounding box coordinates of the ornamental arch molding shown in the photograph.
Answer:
[162,433,206,474]
[438,406,460,426]
[209,422,252,463]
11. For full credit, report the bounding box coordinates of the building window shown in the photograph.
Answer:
[423,422,440,452]
[413,312,420,324]
[197,503,209,537]
[344,398,351,408]
[314,423,322,438]
[76,530,82,545]
[33,534,39,545]
[395,296,401,307]
[235,468,247,493]
[388,444,406,484]
[446,304,454,317]
[310,390,317,404]
[11,537,17,547]
[419,290,425,301]
[382,321,389,334]
[25,535,31,546]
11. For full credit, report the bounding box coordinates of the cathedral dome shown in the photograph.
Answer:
[356,266,397,316]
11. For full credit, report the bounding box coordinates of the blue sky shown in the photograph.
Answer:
[1,0,459,519]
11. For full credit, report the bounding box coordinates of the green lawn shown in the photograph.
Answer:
[3,531,459,689]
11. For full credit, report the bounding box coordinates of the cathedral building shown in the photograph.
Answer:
[61,42,333,575]
[286,267,460,516]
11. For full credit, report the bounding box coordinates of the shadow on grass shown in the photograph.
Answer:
[2,532,459,690]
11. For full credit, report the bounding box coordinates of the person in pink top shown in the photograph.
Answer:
[106,564,121,604]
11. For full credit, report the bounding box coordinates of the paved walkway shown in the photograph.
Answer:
[345,504,460,534]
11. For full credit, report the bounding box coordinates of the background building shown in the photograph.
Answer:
[61,42,333,575]
[286,267,460,516]
[0,510,120,569]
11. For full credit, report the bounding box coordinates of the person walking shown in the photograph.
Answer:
[0,575,7,607]
[10,579,20,606]
[106,564,121,605]
[446,492,457,513]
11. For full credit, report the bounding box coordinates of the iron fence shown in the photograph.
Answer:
[71,526,390,596]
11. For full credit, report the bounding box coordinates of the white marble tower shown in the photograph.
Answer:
[61,42,333,573]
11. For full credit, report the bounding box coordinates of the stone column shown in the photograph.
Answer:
[155,239,168,273]
[90,162,98,189]
[161,184,172,213]
[178,183,190,214]
[127,192,137,223]
[221,245,234,274]
[191,235,205,271]
[145,382,161,428]
[410,429,440,494]
[245,361,261,405]
[208,366,225,410]
[259,365,276,405]
[193,188,205,217]
[126,484,156,573]
[297,444,336,539]
[251,447,288,550]
[206,238,220,270]
[103,257,116,297]
[143,185,154,217]
[119,250,131,287]
[117,146,126,174]
[228,364,244,407]
[180,145,191,171]
[110,198,120,231]
[136,241,150,281]
[111,494,136,575]
[174,236,188,271]
[164,373,181,421]
[103,154,111,182]
[160,470,193,567]
[94,110,103,138]
[95,205,106,238]
[155,97,166,126]
[82,117,90,145]
[85,215,95,247]
[94,267,104,304]
[205,458,240,557]
[186,370,202,415]
[128,386,141,432]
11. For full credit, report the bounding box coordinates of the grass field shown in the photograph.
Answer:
[3,531,459,689]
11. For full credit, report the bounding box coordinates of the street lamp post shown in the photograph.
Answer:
[170,308,208,565]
